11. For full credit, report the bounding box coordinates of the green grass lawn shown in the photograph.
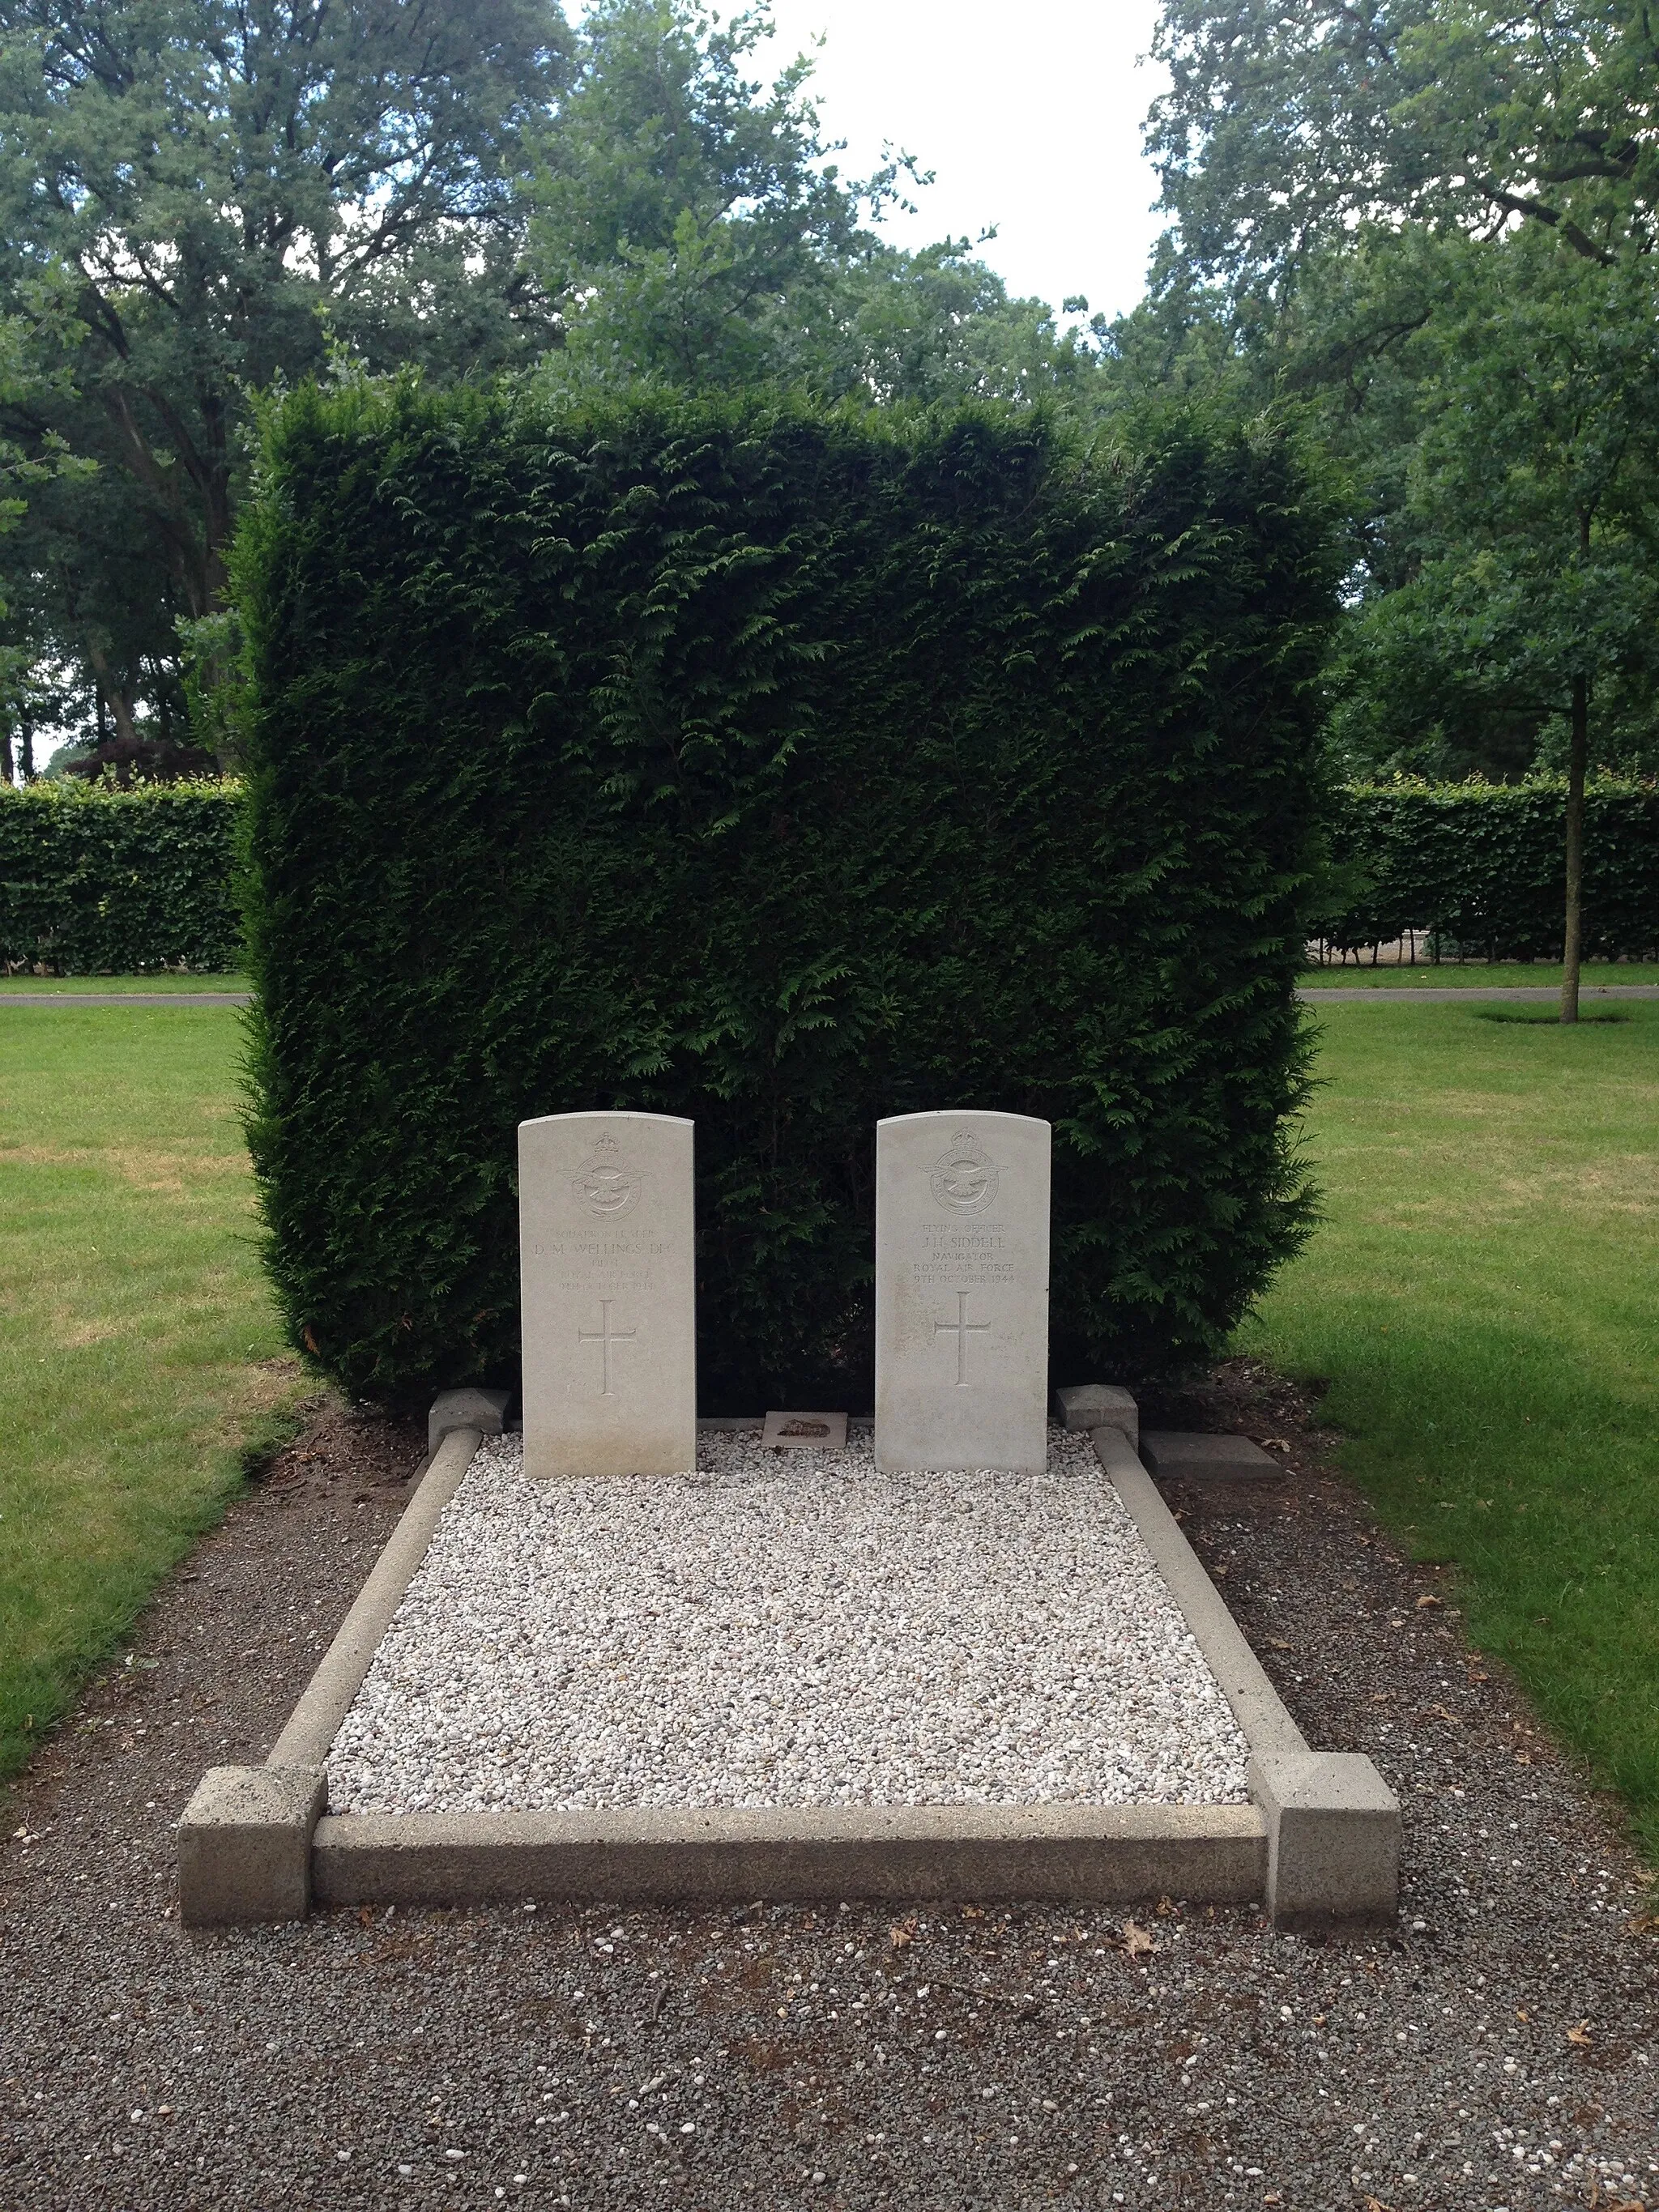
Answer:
[1301,960,1659,988]
[1244,997,1659,1854]
[0,973,247,993]
[5,995,1658,1866]
[0,1007,299,1783]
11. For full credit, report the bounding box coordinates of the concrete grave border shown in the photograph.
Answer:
[178,1396,1398,1930]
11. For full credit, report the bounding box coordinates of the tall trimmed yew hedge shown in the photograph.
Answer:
[240,384,1337,1410]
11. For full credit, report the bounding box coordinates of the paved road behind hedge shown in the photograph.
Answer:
[6,985,1659,1009]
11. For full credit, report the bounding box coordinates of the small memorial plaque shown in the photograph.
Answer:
[873,1110,1051,1473]
[760,1409,849,1451]
[518,1110,697,1479]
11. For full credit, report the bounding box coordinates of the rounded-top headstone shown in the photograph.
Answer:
[518,1111,697,1478]
[873,1110,1051,1473]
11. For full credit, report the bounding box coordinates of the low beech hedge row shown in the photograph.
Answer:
[11,775,1653,986]
[1318,779,1659,960]
[0,780,243,974]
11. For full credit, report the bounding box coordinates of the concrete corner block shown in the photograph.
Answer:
[177,1765,326,1928]
[428,1387,510,1457]
[1248,1751,1400,1929]
[1053,1383,1138,1449]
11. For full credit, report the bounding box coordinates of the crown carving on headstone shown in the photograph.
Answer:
[591,1135,620,1157]
[952,1132,976,1148]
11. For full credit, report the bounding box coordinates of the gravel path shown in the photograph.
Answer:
[2,1369,1657,2210]
[0,991,252,1005]
[327,1428,1247,1815]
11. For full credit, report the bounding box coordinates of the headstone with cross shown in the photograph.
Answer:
[518,1110,697,1478]
[873,1110,1051,1473]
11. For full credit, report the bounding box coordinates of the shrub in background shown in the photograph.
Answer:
[239,381,1337,1409]
[0,779,243,974]
[1316,778,1659,960]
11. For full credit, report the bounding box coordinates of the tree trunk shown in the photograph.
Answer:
[86,641,139,752]
[1560,671,1588,1024]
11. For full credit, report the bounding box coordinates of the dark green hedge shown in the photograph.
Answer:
[240,382,1338,1410]
[1318,779,1659,960]
[0,780,244,974]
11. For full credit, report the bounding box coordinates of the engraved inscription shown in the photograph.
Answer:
[572,1134,641,1218]
[538,1234,667,1297]
[576,1298,636,1396]
[913,1223,1015,1289]
[934,1289,991,1386]
[929,1132,999,1215]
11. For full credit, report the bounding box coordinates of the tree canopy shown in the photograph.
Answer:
[0,0,570,767]
[1333,237,1659,777]
[5,0,1656,879]
[1132,0,1659,1012]
[1124,0,1659,785]
[0,0,1108,771]
[527,0,1095,405]
[1149,0,1659,291]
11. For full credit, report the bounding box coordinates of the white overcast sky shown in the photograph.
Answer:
[757,0,1170,322]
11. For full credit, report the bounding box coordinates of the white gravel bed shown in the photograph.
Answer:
[326,1427,1250,1814]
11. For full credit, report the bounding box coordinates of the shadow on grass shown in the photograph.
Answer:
[1247,998,1659,1860]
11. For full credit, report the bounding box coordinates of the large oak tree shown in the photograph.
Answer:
[0,0,569,762]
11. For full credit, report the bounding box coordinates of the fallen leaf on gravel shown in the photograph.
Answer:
[888,1916,915,1950]
[1567,2020,1593,2045]
[1430,1703,1461,1724]
[1362,2197,1397,2212]
[1256,1438,1292,1453]
[1265,1636,1293,1651]
[1416,1594,1444,1610]
[1121,1920,1157,1960]
[1516,2006,1531,2022]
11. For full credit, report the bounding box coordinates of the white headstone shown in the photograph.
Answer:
[518,1110,697,1479]
[873,1110,1051,1473]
